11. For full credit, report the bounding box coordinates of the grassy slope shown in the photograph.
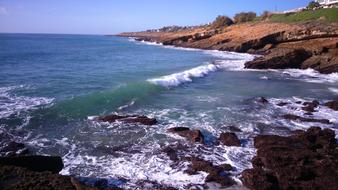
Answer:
[268,8,338,23]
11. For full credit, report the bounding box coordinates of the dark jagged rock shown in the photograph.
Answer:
[277,102,289,107]
[282,114,331,124]
[218,132,241,146]
[257,97,269,104]
[227,126,242,132]
[0,141,29,157]
[185,157,234,187]
[242,127,338,190]
[0,165,77,190]
[96,114,157,125]
[245,48,312,69]
[324,100,338,111]
[167,127,204,144]
[135,180,178,190]
[0,155,64,173]
[302,100,319,113]
[162,147,179,161]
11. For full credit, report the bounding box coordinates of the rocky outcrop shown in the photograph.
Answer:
[118,22,338,74]
[0,156,64,173]
[282,114,331,124]
[167,127,204,144]
[185,157,234,187]
[245,48,312,69]
[242,127,338,190]
[324,100,338,111]
[0,141,29,157]
[96,114,157,125]
[218,132,241,146]
[0,165,77,190]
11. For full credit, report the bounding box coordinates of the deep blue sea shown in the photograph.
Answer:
[0,34,337,189]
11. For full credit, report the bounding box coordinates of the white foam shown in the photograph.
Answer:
[118,99,136,111]
[279,69,338,84]
[0,86,54,119]
[147,63,218,87]
[61,143,207,189]
[329,88,338,94]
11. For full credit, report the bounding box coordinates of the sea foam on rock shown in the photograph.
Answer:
[95,114,157,125]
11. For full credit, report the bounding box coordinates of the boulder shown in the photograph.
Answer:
[185,157,234,187]
[167,127,204,144]
[218,133,241,146]
[282,114,331,124]
[324,100,338,111]
[242,127,338,190]
[301,55,338,74]
[245,48,312,69]
[0,141,29,157]
[0,156,64,173]
[257,97,269,104]
[96,114,157,125]
[301,100,319,113]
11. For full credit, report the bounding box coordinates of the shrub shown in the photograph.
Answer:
[307,1,320,9]
[211,15,234,28]
[234,12,257,23]
[261,11,272,20]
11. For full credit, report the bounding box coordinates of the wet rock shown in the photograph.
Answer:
[0,141,29,157]
[162,146,179,161]
[227,126,242,132]
[0,155,64,173]
[257,97,269,104]
[96,114,157,125]
[242,127,338,190]
[135,180,177,190]
[282,114,331,124]
[324,100,338,111]
[218,132,241,146]
[245,48,312,70]
[301,55,338,74]
[301,100,319,113]
[167,127,204,144]
[276,102,289,107]
[185,157,234,187]
[0,165,78,190]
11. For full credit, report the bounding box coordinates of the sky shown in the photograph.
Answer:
[0,0,311,35]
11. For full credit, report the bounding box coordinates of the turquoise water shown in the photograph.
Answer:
[1,34,337,189]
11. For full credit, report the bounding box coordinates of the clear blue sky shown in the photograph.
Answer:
[0,0,311,34]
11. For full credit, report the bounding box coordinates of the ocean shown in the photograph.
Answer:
[0,33,337,189]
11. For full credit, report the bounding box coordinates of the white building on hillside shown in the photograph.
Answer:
[316,0,338,7]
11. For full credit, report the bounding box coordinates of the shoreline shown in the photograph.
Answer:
[117,21,338,74]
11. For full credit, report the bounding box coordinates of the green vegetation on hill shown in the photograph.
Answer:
[268,8,338,23]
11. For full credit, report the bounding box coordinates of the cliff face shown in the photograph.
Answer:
[118,21,338,74]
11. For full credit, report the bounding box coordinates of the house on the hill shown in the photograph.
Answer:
[316,0,338,7]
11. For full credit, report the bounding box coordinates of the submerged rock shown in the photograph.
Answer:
[324,100,338,111]
[282,114,331,124]
[218,132,241,146]
[0,155,64,173]
[242,127,338,190]
[96,114,157,125]
[185,157,234,187]
[167,127,204,144]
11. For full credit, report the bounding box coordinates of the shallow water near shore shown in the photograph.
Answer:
[0,34,337,189]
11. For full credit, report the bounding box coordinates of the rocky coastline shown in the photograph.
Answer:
[1,21,337,190]
[2,100,337,189]
[117,21,338,74]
